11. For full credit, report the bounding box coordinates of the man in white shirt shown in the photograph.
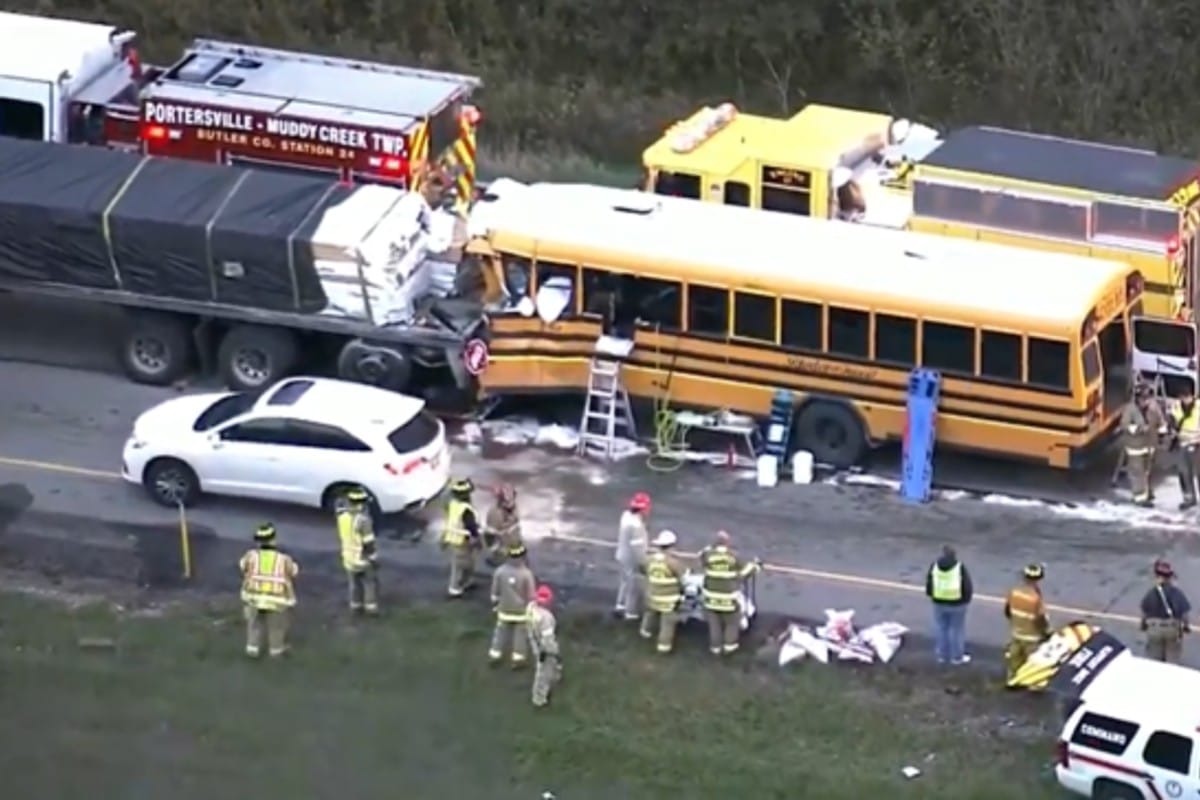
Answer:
[614,492,651,621]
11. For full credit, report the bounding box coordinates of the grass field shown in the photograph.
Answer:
[0,589,1065,800]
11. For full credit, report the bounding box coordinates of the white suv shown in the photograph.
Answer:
[122,377,450,513]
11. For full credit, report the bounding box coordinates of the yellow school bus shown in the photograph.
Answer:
[910,126,1200,320]
[641,103,932,226]
[466,181,1187,469]
[644,107,1200,322]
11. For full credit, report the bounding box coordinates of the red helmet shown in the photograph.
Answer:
[1154,559,1175,578]
[534,585,554,606]
[629,492,651,512]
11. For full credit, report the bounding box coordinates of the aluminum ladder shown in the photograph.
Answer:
[577,356,637,459]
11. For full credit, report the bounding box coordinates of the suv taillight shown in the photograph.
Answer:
[1055,739,1069,768]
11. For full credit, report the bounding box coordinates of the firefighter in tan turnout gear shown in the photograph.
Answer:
[337,487,379,614]
[640,530,686,654]
[441,478,482,597]
[700,531,761,656]
[238,523,299,658]
[1121,381,1167,507]
[489,544,536,666]
[614,492,650,620]
[484,483,524,566]
[1003,563,1050,683]
[527,584,561,707]
[1171,384,1200,510]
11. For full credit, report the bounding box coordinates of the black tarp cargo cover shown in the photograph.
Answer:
[0,137,361,313]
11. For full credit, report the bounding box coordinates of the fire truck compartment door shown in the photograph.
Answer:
[0,76,52,140]
[1131,316,1198,397]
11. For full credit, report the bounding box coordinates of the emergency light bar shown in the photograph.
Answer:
[670,103,737,154]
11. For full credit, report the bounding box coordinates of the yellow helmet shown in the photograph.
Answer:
[450,477,474,495]
[508,544,527,559]
[254,522,277,542]
[1023,563,1045,580]
[345,487,368,503]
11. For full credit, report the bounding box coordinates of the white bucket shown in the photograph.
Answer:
[756,454,778,487]
[791,450,813,484]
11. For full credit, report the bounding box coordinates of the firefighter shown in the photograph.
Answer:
[639,530,686,654]
[1140,559,1192,663]
[527,584,561,708]
[238,523,299,658]
[440,477,482,597]
[1003,563,1050,683]
[1121,381,1166,507]
[337,487,379,614]
[489,544,536,667]
[1170,384,1200,510]
[700,530,762,656]
[484,483,523,567]
[614,491,650,620]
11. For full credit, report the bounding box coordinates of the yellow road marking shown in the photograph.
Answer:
[0,453,1142,625]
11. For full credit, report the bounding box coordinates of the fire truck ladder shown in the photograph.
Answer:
[578,352,638,460]
[189,39,482,87]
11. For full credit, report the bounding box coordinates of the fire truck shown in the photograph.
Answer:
[0,11,483,210]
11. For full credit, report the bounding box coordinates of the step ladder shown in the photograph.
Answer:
[762,389,795,461]
[578,350,638,460]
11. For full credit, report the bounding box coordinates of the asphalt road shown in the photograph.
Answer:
[2,293,1200,669]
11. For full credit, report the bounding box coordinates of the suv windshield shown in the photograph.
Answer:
[193,393,256,432]
[387,410,441,453]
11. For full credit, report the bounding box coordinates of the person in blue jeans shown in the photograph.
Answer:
[925,545,974,664]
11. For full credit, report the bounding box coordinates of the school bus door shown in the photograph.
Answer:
[1131,316,1199,397]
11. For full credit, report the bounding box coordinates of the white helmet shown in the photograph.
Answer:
[652,529,678,548]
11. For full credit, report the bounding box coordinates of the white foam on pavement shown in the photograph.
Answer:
[456,417,649,460]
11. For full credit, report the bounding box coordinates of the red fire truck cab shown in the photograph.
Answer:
[0,11,483,207]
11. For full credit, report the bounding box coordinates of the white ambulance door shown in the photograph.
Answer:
[0,76,53,140]
[1131,316,1198,398]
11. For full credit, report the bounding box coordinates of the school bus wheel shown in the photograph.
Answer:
[793,400,867,469]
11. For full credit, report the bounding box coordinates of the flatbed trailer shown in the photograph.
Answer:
[0,136,487,400]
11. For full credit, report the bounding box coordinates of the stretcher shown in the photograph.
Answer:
[679,570,758,630]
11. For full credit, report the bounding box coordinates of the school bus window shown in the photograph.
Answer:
[922,321,975,374]
[725,181,750,207]
[652,171,701,199]
[781,299,823,351]
[733,291,776,342]
[633,276,683,330]
[1093,201,1178,243]
[1083,342,1101,385]
[875,314,917,366]
[688,284,729,336]
[912,181,983,225]
[762,186,811,216]
[829,306,869,358]
[1028,338,1071,389]
[535,260,579,312]
[502,255,531,298]
[582,268,613,316]
[980,330,1022,382]
[981,193,1088,241]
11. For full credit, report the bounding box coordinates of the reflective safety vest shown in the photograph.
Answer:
[701,545,742,613]
[930,564,962,602]
[240,548,297,610]
[337,510,375,572]
[646,552,682,612]
[1006,585,1047,642]
[442,499,475,548]
[1174,401,1200,446]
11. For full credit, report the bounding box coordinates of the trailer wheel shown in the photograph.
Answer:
[337,340,413,391]
[120,312,194,386]
[217,326,298,392]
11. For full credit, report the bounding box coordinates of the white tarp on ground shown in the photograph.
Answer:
[779,609,907,667]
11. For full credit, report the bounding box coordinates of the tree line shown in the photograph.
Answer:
[25,0,1200,165]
